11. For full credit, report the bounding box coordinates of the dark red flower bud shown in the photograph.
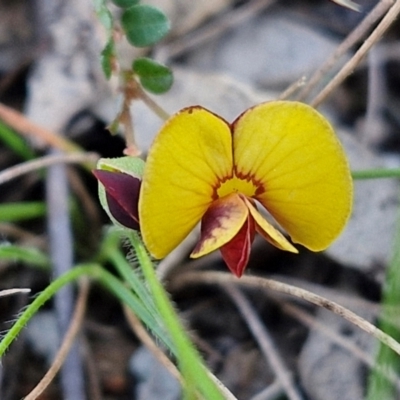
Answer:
[93,169,141,231]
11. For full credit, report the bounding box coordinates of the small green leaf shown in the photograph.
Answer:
[93,0,113,32]
[97,156,145,178]
[121,5,170,47]
[111,0,139,8]
[101,39,115,79]
[133,57,173,94]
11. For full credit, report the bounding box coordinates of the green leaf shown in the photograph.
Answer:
[0,121,35,160]
[101,39,115,79]
[111,0,139,8]
[133,57,173,94]
[121,5,170,47]
[0,202,46,222]
[93,0,113,32]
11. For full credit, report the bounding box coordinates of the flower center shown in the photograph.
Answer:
[216,175,258,199]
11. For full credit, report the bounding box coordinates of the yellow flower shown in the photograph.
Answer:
[139,101,353,277]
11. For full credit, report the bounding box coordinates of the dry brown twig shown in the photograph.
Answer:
[311,0,400,107]
[123,305,236,400]
[278,300,400,391]
[0,152,99,186]
[24,279,90,400]
[171,271,400,357]
[159,0,277,62]
[297,0,394,101]
[123,305,182,383]
[223,283,303,400]
[0,103,81,153]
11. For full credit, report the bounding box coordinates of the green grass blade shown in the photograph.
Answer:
[0,244,50,269]
[366,206,400,399]
[0,121,35,160]
[128,230,227,399]
[352,168,400,180]
[0,265,95,357]
[0,202,46,222]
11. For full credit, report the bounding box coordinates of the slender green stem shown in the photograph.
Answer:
[0,265,97,357]
[96,264,174,351]
[352,168,400,180]
[128,230,226,400]
[0,261,175,358]
[106,245,160,317]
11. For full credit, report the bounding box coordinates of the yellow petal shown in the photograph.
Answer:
[191,193,248,258]
[243,197,298,253]
[233,101,352,251]
[139,107,233,258]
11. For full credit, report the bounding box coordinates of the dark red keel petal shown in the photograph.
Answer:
[93,169,141,230]
[220,215,255,277]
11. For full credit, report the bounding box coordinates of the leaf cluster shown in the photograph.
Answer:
[94,0,173,94]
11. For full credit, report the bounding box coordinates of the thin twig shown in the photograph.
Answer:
[278,76,306,101]
[161,0,277,62]
[0,288,31,297]
[157,230,199,280]
[67,168,102,235]
[297,0,393,101]
[0,152,99,185]
[269,275,380,315]
[330,0,361,12]
[363,44,387,147]
[250,380,283,400]
[311,0,400,107]
[223,283,303,400]
[0,103,81,153]
[24,279,90,400]
[136,84,170,122]
[123,305,182,383]
[172,271,400,357]
[81,336,103,400]
[278,300,400,391]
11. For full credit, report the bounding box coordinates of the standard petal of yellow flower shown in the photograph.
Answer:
[191,193,249,258]
[139,106,233,258]
[243,197,298,253]
[233,101,352,251]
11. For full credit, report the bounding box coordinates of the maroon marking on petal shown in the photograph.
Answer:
[234,167,265,196]
[211,174,234,200]
[93,169,141,230]
[220,215,256,277]
[192,195,245,255]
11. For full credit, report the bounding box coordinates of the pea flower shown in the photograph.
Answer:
[138,101,352,277]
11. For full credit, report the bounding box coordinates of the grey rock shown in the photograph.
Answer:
[129,346,181,400]
[299,307,374,400]
[24,0,110,138]
[25,311,60,364]
[184,11,344,89]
